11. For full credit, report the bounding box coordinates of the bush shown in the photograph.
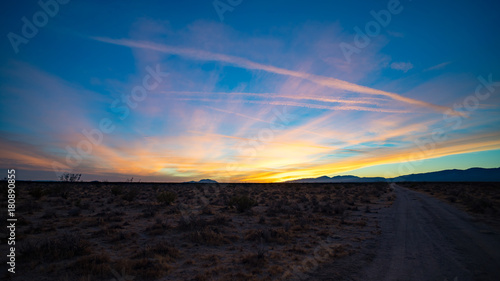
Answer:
[241,252,266,267]
[111,186,123,196]
[157,191,177,205]
[228,195,257,213]
[134,240,180,262]
[71,253,111,277]
[29,187,45,199]
[122,189,138,202]
[59,173,82,182]
[20,234,91,261]
[466,197,493,213]
[190,227,228,246]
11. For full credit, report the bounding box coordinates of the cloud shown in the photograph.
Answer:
[163,96,411,114]
[424,61,452,72]
[390,62,414,73]
[155,90,412,113]
[5,20,495,183]
[91,37,461,115]
[159,90,388,106]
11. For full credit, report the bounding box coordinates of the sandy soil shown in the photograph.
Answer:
[0,182,393,281]
[309,183,500,281]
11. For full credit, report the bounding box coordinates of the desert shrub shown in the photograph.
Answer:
[59,173,81,182]
[123,258,171,279]
[157,191,177,205]
[20,234,91,261]
[267,199,294,216]
[122,189,138,202]
[42,209,57,219]
[178,216,208,231]
[466,197,493,213]
[141,205,158,218]
[68,207,81,217]
[333,203,347,215]
[111,186,123,196]
[151,241,181,261]
[268,228,291,244]
[109,230,138,242]
[190,227,228,246]
[29,187,45,199]
[146,219,169,235]
[134,240,180,262]
[241,252,266,267]
[360,195,371,203]
[228,195,257,212]
[210,214,229,225]
[244,228,290,244]
[364,205,371,213]
[283,221,291,232]
[258,216,266,224]
[17,200,42,214]
[244,229,263,241]
[71,253,111,277]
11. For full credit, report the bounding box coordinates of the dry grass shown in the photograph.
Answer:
[401,182,500,228]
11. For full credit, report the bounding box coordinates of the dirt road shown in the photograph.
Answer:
[310,183,500,281]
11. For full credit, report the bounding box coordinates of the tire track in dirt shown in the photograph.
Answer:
[308,183,500,281]
[358,184,500,281]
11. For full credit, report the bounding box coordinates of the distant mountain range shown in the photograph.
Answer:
[288,167,500,183]
[184,179,218,184]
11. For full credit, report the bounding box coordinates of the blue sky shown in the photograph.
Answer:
[1,0,499,182]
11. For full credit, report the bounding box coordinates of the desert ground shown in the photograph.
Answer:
[1,182,393,281]
[2,181,500,280]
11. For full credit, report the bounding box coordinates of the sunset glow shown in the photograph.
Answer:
[1,0,499,182]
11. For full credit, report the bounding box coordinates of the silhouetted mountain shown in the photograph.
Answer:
[391,167,500,182]
[289,175,385,183]
[288,167,500,183]
[184,179,218,184]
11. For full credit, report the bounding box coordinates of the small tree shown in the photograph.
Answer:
[59,173,82,182]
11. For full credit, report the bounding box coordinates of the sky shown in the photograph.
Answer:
[1,0,499,182]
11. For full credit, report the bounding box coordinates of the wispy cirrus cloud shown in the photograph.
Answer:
[159,90,389,106]
[424,61,452,72]
[91,37,461,115]
[157,91,410,113]
[390,61,414,73]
